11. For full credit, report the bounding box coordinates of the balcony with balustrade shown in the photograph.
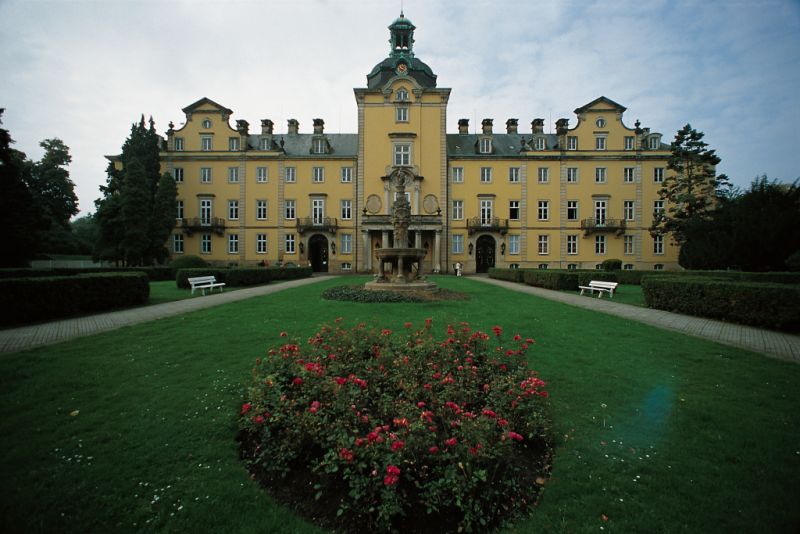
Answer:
[580,218,626,236]
[467,217,509,236]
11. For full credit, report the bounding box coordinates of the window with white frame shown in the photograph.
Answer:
[623,200,635,221]
[284,199,296,220]
[312,167,324,183]
[228,200,239,220]
[567,136,577,150]
[341,199,352,220]
[653,200,665,216]
[341,167,353,183]
[174,167,184,183]
[173,234,184,254]
[624,136,634,150]
[654,263,664,270]
[509,167,520,183]
[567,167,578,183]
[256,167,268,183]
[479,199,493,225]
[201,167,212,183]
[174,137,184,151]
[201,136,212,151]
[653,235,664,255]
[394,143,411,166]
[452,200,463,220]
[479,138,492,154]
[649,137,660,149]
[567,234,578,255]
[595,167,607,183]
[538,200,549,221]
[624,167,635,183]
[480,167,492,183]
[284,234,296,254]
[285,167,296,183]
[396,88,409,101]
[202,119,212,129]
[534,137,545,150]
[509,234,520,255]
[538,263,549,270]
[259,137,270,150]
[201,233,212,254]
[396,106,409,122]
[509,200,520,220]
[538,235,549,255]
[256,200,268,220]
[624,235,634,255]
[341,262,352,271]
[312,138,326,154]
[341,234,352,254]
[567,200,578,221]
[452,167,464,183]
[199,198,212,224]
[567,263,578,270]
[256,233,267,254]
[452,234,464,254]
[176,200,184,220]
[595,235,606,255]
[595,136,607,151]
[228,167,239,183]
[229,137,239,151]
[596,118,607,128]
[624,263,634,270]
[538,167,549,183]
[228,234,239,254]
[654,167,665,183]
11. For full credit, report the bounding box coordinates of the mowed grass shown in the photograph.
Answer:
[1,276,798,533]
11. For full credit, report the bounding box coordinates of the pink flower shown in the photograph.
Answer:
[482,409,497,418]
[404,322,413,329]
[252,414,264,424]
[240,402,252,415]
[335,377,347,385]
[355,438,365,447]
[339,448,354,462]
[292,377,303,386]
[508,431,524,441]
[384,465,401,485]
[513,334,522,341]
[429,446,439,454]
[391,440,405,452]
[309,400,320,413]
[417,401,426,408]
[445,437,457,448]
[492,326,503,337]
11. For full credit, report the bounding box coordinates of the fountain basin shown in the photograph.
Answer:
[365,247,437,292]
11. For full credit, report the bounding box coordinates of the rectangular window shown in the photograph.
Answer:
[538,235,549,255]
[285,167,296,183]
[201,233,212,254]
[539,264,549,270]
[595,235,606,255]
[284,234,296,254]
[624,263,634,270]
[479,138,492,154]
[341,262,352,271]
[480,167,492,183]
[654,167,665,183]
[624,136,634,150]
[594,200,607,222]
[567,263,578,270]
[284,200,296,220]
[567,167,578,183]
[256,200,268,220]
[534,137,545,150]
[567,136,577,150]
[452,167,464,183]
[537,167,549,184]
[256,167,268,183]
[508,234,520,255]
[228,167,239,183]
[312,199,325,225]
[341,200,352,220]
[259,137,270,150]
[649,137,660,149]
[595,136,606,150]
[229,137,239,151]
[201,167,212,183]
[509,200,520,221]
[654,263,664,271]
[228,234,239,254]
[624,167,635,183]
[396,106,409,122]
[176,200,184,220]
[509,167,520,183]
[452,234,464,254]
[653,200,665,216]
[624,235,635,255]
[173,234,184,254]
[173,167,184,183]
[480,199,493,225]
[567,234,578,255]
[341,234,352,254]
[595,167,607,183]
[201,136,212,151]
[538,200,549,221]
[654,235,664,255]
[256,233,268,254]
[200,198,212,224]
[312,167,325,183]
[567,200,578,221]
[624,200,635,221]
[394,144,411,166]
[312,139,326,154]
[341,167,353,183]
[228,200,239,220]
[174,137,184,151]
[452,200,464,220]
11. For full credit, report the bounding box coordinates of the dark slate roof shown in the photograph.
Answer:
[367,57,437,89]
[246,134,358,157]
[446,133,560,157]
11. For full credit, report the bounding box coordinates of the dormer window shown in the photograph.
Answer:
[396,88,409,101]
[479,138,492,154]
[259,137,270,150]
[648,136,661,149]
[202,119,212,129]
[534,137,545,150]
[312,138,326,154]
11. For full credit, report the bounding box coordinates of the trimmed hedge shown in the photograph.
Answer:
[168,255,208,270]
[0,267,174,281]
[642,276,800,332]
[487,267,526,283]
[175,266,313,289]
[490,268,800,287]
[523,270,579,290]
[0,272,150,325]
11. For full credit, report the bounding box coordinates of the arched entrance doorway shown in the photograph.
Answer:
[475,235,496,273]
[309,234,329,273]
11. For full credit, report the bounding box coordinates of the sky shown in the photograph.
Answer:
[2,0,799,217]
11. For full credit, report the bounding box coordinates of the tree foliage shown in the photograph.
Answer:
[94,116,177,265]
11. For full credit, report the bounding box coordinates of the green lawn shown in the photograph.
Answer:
[1,276,798,533]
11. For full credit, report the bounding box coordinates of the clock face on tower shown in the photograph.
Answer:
[396,63,408,74]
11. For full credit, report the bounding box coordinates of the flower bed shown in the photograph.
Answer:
[238,320,552,532]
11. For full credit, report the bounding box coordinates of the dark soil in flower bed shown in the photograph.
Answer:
[321,285,470,303]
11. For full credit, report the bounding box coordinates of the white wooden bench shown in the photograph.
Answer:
[578,280,618,298]
[188,275,226,295]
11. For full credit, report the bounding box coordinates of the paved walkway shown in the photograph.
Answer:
[0,276,337,355]
[469,275,800,364]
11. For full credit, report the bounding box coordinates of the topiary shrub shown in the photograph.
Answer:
[169,255,209,270]
[601,258,622,271]
[238,321,551,532]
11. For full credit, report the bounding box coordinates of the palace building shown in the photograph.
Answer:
[160,13,678,274]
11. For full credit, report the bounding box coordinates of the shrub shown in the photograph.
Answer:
[642,276,800,332]
[322,285,427,303]
[488,267,525,283]
[523,270,579,290]
[239,321,552,532]
[176,266,313,289]
[169,255,208,270]
[601,258,622,271]
[0,272,149,325]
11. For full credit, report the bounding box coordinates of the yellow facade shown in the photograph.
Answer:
[160,14,679,273]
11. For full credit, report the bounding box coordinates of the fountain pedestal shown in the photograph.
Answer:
[365,247,437,292]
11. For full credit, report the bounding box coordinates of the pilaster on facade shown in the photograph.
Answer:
[238,156,247,261]
[277,160,286,257]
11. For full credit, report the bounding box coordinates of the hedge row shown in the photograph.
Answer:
[487,267,527,283]
[0,267,174,281]
[0,272,150,325]
[175,266,313,289]
[642,277,800,332]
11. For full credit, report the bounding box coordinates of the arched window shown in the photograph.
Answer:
[396,88,409,101]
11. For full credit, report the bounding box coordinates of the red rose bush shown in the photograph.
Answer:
[238,319,551,532]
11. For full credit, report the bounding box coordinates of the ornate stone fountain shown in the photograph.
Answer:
[364,177,437,292]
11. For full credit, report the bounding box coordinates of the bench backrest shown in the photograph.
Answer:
[188,276,217,284]
[589,280,618,289]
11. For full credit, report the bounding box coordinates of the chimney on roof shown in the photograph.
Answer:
[506,118,518,134]
[287,119,299,135]
[555,118,569,136]
[481,118,493,135]
[531,118,545,134]
[261,119,274,135]
[458,119,469,135]
[236,120,249,135]
[313,118,324,134]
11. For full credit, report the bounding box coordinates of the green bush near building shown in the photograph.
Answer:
[175,266,312,289]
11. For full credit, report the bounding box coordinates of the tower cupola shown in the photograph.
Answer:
[389,12,415,58]
[366,13,437,89]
